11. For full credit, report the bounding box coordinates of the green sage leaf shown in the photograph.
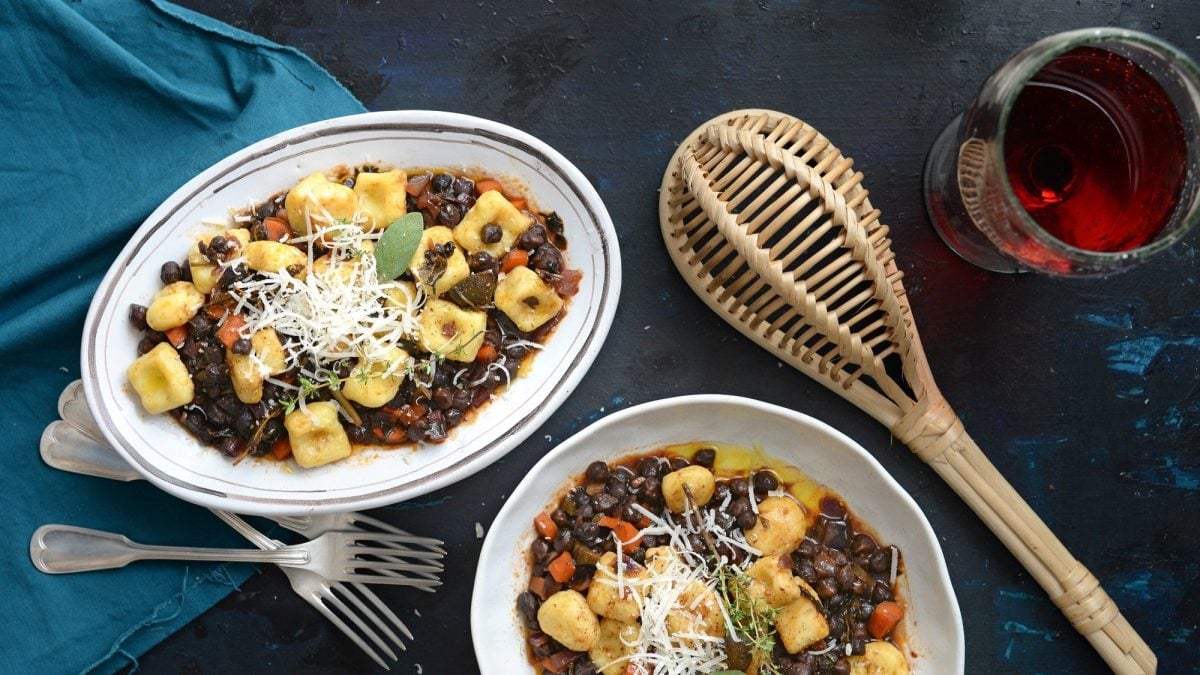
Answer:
[374,212,425,281]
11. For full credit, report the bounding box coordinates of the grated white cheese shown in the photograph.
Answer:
[889,545,898,585]
[230,220,421,382]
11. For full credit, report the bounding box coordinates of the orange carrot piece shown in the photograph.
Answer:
[164,325,188,348]
[534,512,558,539]
[215,314,246,350]
[475,179,502,195]
[270,438,292,461]
[867,601,905,639]
[476,343,498,364]
[204,304,227,321]
[548,551,576,583]
[500,249,529,274]
[508,197,528,212]
[261,217,291,241]
[597,516,642,553]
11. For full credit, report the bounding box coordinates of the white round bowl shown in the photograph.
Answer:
[81,110,620,515]
[471,395,964,673]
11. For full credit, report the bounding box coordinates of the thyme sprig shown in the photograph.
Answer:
[715,567,783,675]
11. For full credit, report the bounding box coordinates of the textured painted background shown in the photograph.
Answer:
[130,1,1200,673]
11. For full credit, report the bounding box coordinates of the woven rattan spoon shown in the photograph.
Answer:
[658,109,1154,673]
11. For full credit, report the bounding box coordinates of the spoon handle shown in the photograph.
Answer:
[40,421,142,482]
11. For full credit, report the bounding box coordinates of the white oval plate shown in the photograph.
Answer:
[471,395,964,673]
[81,111,620,515]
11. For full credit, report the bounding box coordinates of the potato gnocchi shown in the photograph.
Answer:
[518,445,910,675]
[127,166,578,468]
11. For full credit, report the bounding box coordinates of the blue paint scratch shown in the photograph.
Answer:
[1168,627,1194,644]
[1001,622,1055,660]
[1116,385,1145,401]
[1121,571,1156,601]
[1105,336,1200,376]
[1075,311,1133,329]
[1126,458,1200,491]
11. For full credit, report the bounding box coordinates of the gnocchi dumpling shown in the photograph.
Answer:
[848,641,910,674]
[127,342,194,414]
[226,328,288,404]
[251,328,289,375]
[493,266,563,332]
[537,590,599,652]
[284,401,352,468]
[189,228,250,294]
[341,345,409,408]
[353,169,408,230]
[285,172,358,235]
[452,190,533,257]
[408,226,469,296]
[416,299,487,362]
[661,465,716,513]
[145,281,205,331]
[666,580,725,639]
[746,555,804,608]
[587,551,644,622]
[242,240,307,277]
[775,594,830,653]
[745,496,808,556]
[589,618,638,675]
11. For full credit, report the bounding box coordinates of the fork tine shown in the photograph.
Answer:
[341,573,443,588]
[343,582,415,642]
[306,594,392,670]
[343,546,445,562]
[330,583,409,651]
[345,558,445,574]
[321,587,398,662]
[352,513,448,555]
[347,531,447,548]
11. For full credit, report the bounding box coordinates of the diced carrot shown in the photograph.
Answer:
[204,304,227,321]
[500,249,529,274]
[383,427,406,444]
[475,179,502,195]
[164,325,188,348]
[508,197,528,212]
[534,512,558,539]
[548,551,576,584]
[476,343,498,364]
[597,516,642,553]
[215,314,246,349]
[260,217,291,241]
[270,438,292,461]
[867,600,905,639]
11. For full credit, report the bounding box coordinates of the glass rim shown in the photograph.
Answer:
[992,27,1200,264]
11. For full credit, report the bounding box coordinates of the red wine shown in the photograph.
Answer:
[1004,46,1187,252]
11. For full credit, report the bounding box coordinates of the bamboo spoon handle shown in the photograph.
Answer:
[896,405,1155,674]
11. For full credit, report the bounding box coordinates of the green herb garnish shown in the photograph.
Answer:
[374,212,425,281]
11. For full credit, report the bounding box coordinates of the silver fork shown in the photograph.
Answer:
[31,524,444,585]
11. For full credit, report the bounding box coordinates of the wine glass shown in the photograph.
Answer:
[923,28,1200,275]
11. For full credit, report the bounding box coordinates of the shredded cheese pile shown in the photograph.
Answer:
[227,218,422,384]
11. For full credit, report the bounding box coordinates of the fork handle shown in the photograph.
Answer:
[31,525,308,574]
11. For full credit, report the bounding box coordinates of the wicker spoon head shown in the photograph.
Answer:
[658,109,1154,674]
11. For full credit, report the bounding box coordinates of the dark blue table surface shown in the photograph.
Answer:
[139,1,1200,673]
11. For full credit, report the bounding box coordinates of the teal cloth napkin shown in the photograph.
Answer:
[0,1,363,671]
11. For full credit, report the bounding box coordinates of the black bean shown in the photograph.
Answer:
[641,476,661,501]
[856,602,875,623]
[517,226,546,251]
[468,250,496,273]
[620,504,638,522]
[668,456,689,472]
[231,337,251,355]
[451,388,473,410]
[872,582,894,603]
[218,437,242,457]
[796,559,817,583]
[342,177,355,188]
[815,577,839,600]
[692,447,716,468]
[576,504,594,520]
[553,529,574,552]
[637,456,660,478]
[431,387,453,410]
[607,482,628,500]
[821,518,849,549]
[405,420,428,442]
[613,466,636,483]
[431,173,454,195]
[180,262,192,282]
[517,592,539,627]
[729,497,751,518]
[444,408,464,427]
[736,511,757,530]
[551,509,570,527]
[797,537,818,559]
[531,538,550,560]
[437,202,463,226]
[585,461,610,482]
[593,493,619,514]
[129,304,149,331]
[752,470,779,491]
[575,521,599,541]
[481,223,502,244]
[832,658,851,675]
[850,532,877,557]
[136,337,157,355]
[453,176,475,197]
[530,244,562,274]
[869,548,891,573]
[836,565,857,591]
[814,552,838,578]
[828,615,846,639]
[730,478,749,497]
[160,261,182,284]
